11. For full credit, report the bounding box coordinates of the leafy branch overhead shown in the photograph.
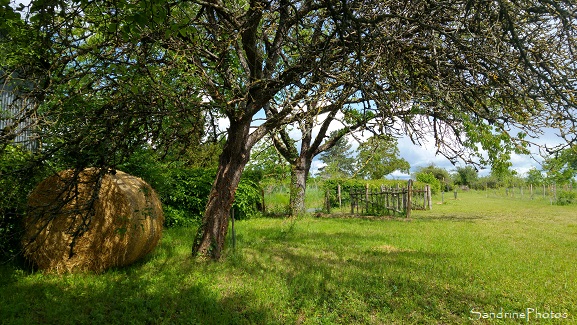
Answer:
[2,0,577,260]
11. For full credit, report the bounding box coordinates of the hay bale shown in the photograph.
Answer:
[23,168,163,273]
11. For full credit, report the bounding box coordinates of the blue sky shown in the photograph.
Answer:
[307,124,564,180]
[236,109,563,180]
[386,125,567,179]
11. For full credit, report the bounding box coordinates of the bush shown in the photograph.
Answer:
[121,149,263,227]
[0,145,47,259]
[233,178,264,219]
[161,168,216,227]
[556,191,576,206]
[415,172,441,194]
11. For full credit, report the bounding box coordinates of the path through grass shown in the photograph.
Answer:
[1,191,576,324]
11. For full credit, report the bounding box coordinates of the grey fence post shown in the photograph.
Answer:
[406,180,413,218]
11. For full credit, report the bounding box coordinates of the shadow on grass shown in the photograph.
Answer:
[416,214,487,222]
[0,219,516,324]
[230,224,493,323]
[0,235,273,325]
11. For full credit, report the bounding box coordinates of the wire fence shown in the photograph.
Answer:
[482,184,575,204]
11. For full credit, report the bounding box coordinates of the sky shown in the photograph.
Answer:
[306,134,542,180]
[220,108,560,181]
[386,136,540,180]
[275,114,562,180]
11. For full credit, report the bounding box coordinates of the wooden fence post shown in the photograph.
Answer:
[396,184,400,212]
[380,185,385,215]
[337,184,342,210]
[325,189,331,214]
[365,183,370,214]
[385,186,390,214]
[406,180,413,218]
[427,185,432,210]
[231,208,236,250]
[350,189,354,214]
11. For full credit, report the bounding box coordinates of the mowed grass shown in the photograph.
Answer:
[1,191,576,324]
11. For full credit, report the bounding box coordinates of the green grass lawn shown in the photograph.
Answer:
[1,191,576,324]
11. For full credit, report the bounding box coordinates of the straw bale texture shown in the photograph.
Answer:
[24,168,163,273]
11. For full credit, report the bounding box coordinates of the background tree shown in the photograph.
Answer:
[453,166,479,188]
[477,174,501,189]
[354,135,409,179]
[415,164,453,190]
[525,168,546,187]
[542,147,577,185]
[246,136,291,181]
[490,168,525,189]
[270,100,371,215]
[415,172,442,194]
[317,134,356,179]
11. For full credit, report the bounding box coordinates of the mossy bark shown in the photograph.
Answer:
[192,121,251,260]
[289,157,311,216]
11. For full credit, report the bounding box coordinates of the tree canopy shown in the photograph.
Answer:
[2,0,577,260]
[454,166,479,187]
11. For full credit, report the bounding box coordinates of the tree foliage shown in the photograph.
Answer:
[0,145,48,258]
[542,146,577,185]
[415,172,442,194]
[246,136,291,181]
[120,147,262,228]
[453,166,479,187]
[2,0,577,260]
[525,168,546,186]
[355,135,410,179]
[318,135,356,179]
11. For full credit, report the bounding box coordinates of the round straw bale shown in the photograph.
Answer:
[23,168,163,273]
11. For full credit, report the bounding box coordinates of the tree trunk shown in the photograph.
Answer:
[289,157,311,216]
[192,121,251,260]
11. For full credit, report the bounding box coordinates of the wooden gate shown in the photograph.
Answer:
[329,180,432,218]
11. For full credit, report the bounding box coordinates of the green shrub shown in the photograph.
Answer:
[556,191,576,206]
[233,178,263,220]
[415,172,441,194]
[163,167,216,226]
[0,145,47,259]
[121,150,263,226]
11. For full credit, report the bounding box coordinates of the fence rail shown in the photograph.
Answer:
[326,180,432,218]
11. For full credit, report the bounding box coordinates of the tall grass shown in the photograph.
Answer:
[1,191,576,324]
[263,181,325,214]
